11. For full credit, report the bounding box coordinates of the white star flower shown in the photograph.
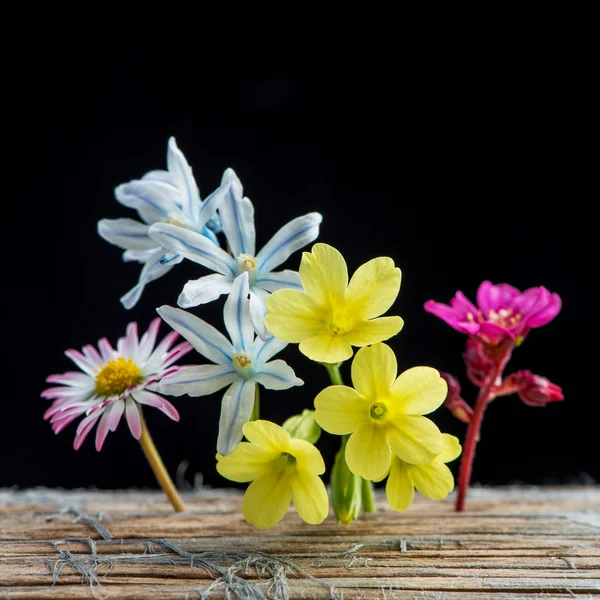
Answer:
[157,272,303,455]
[148,168,322,339]
[97,137,230,308]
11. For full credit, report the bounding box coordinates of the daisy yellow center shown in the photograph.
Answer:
[369,401,388,421]
[94,357,142,397]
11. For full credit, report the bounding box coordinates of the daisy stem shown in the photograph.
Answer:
[137,407,185,513]
[323,362,376,516]
[456,344,512,512]
[250,386,260,421]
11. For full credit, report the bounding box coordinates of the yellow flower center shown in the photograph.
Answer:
[94,357,142,397]
[237,253,257,273]
[369,401,387,421]
[277,453,296,467]
[466,308,523,330]
[233,352,252,370]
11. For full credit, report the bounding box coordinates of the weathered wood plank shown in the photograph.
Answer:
[1,486,599,598]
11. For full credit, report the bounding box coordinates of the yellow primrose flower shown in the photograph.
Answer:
[216,420,329,529]
[385,434,462,511]
[314,343,447,481]
[264,243,404,363]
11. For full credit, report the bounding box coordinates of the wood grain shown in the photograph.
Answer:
[1,486,599,598]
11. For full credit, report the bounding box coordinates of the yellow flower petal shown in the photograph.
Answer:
[299,332,353,363]
[242,420,291,453]
[350,343,397,401]
[314,385,368,435]
[390,367,448,416]
[345,257,402,319]
[343,316,404,347]
[345,423,392,480]
[407,462,454,500]
[386,457,415,511]
[289,438,326,475]
[291,469,329,525]
[216,443,278,482]
[436,434,462,464]
[303,243,348,304]
[265,289,324,343]
[387,415,443,465]
[242,469,293,528]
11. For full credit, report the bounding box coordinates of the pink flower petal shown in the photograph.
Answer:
[82,344,103,369]
[527,291,562,328]
[424,300,480,334]
[65,349,97,376]
[125,397,142,439]
[98,338,115,363]
[449,291,478,315]
[476,281,500,315]
[138,318,161,362]
[74,411,103,450]
[132,390,180,421]
[162,341,194,368]
[107,400,125,432]
[118,322,139,359]
[46,372,93,387]
[95,409,113,451]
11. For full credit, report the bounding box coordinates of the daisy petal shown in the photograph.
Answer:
[224,273,254,352]
[291,470,329,525]
[158,364,237,397]
[97,218,157,251]
[74,411,103,450]
[242,469,293,529]
[132,389,180,421]
[345,424,392,480]
[125,396,142,439]
[219,169,256,257]
[386,458,415,512]
[314,385,368,435]
[390,367,448,416]
[346,257,402,319]
[388,416,443,465]
[256,212,323,274]
[157,305,234,365]
[217,380,257,455]
[253,359,303,390]
[148,223,236,276]
[106,400,125,432]
[178,273,233,309]
[216,442,279,482]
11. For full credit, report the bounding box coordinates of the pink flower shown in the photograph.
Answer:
[42,318,193,451]
[500,370,564,407]
[424,281,561,345]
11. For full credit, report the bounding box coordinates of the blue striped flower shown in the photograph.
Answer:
[157,272,303,455]
[97,137,230,309]
[148,169,322,339]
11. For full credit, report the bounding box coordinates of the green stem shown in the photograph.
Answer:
[250,385,260,421]
[361,478,376,513]
[137,407,185,513]
[324,362,344,386]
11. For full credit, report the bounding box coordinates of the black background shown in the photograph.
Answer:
[4,4,587,491]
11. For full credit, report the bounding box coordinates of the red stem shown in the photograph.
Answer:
[455,344,512,512]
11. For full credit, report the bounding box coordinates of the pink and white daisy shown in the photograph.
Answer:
[42,318,193,451]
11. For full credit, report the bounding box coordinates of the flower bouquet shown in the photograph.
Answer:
[42,138,563,527]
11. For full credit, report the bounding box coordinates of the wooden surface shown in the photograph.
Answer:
[1,486,599,599]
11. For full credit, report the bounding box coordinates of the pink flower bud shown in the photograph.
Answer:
[502,370,564,407]
[463,338,495,386]
[440,372,473,424]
